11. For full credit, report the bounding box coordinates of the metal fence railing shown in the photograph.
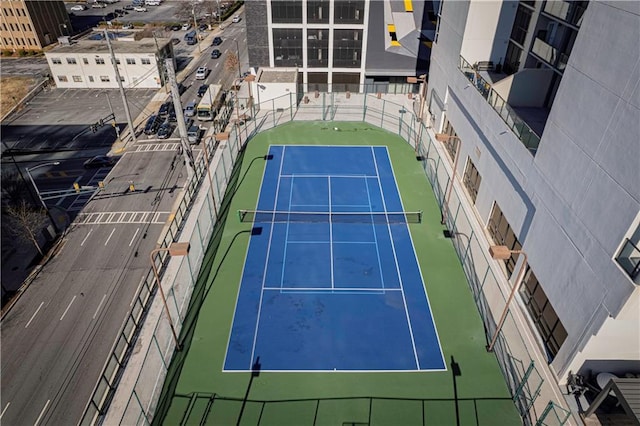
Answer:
[90,91,572,426]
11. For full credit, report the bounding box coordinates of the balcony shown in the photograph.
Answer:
[531,37,570,71]
[458,56,541,154]
[543,1,587,27]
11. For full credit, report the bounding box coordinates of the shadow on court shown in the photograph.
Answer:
[151,150,274,426]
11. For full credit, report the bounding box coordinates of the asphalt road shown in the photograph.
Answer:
[0,10,246,424]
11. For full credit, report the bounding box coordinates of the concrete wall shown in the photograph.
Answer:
[428,0,640,383]
[459,0,517,66]
[253,81,297,109]
[492,68,554,107]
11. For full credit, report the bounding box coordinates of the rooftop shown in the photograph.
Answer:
[50,37,171,54]
[258,68,298,84]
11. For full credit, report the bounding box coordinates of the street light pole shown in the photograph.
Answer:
[234,39,242,79]
[486,245,529,352]
[150,242,190,351]
[192,6,202,54]
[26,161,61,233]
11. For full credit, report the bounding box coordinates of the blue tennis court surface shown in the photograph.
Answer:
[224,145,445,372]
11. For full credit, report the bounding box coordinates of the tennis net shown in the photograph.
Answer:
[237,210,422,224]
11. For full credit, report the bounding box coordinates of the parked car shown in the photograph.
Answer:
[83,155,117,169]
[171,24,181,31]
[144,114,161,135]
[171,37,180,45]
[210,49,221,59]
[197,84,208,97]
[181,23,190,31]
[195,66,207,80]
[123,4,134,10]
[133,6,146,11]
[122,23,134,29]
[114,8,127,15]
[92,2,107,8]
[232,15,241,23]
[212,36,222,46]
[187,124,201,145]
[157,120,173,139]
[198,23,208,31]
[70,5,87,11]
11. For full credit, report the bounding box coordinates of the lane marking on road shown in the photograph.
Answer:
[59,295,77,321]
[1,402,10,419]
[93,294,107,319]
[130,277,146,307]
[104,228,116,246]
[129,227,140,247]
[33,399,50,426]
[80,229,93,246]
[25,302,44,328]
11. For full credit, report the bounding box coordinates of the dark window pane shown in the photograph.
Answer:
[307,0,329,23]
[510,4,532,45]
[334,1,365,24]
[271,0,302,23]
[333,29,363,68]
[273,29,303,67]
[307,29,329,67]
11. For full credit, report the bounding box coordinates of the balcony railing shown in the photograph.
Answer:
[532,37,571,71]
[458,56,541,153]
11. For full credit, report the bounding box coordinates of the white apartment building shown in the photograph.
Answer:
[428,0,639,399]
[44,36,173,89]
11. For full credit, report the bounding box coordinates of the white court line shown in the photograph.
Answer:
[129,227,140,247]
[263,287,401,292]
[328,176,334,290]
[279,175,295,291]
[25,302,44,328]
[80,229,93,246]
[365,176,386,290]
[104,228,116,246]
[33,399,50,426]
[1,402,10,419]
[59,295,77,321]
[93,294,107,319]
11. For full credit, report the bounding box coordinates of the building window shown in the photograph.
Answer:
[271,1,302,23]
[615,223,640,280]
[9,23,15,31]
[114,58,121,64]
[307,0,329,23]
[519,269,567,360]
[100,76,110,82]
[510,4,532,46]
[463,159,481,204]
[126,58,135,65]
[332,72,360,92]
[441,118,459,161]
[66,58,77,64]
[88,76,94,82]
[83,58,89,64]
[503,41,523,75]
[488,203,522,276]
[51,58,62,64]
[58,75,68,82]
[141,58,151,64]
[72,76,82,82]
[120,76,125,82]
[95,57,105,64]
[334,0,365,24]
[8,8,13,16]
[272,28,303,67]
[26,23,31,31]
[307,29,329,67]
[27,38,32,45]
[2,23,6,31]
[333,29,363,68]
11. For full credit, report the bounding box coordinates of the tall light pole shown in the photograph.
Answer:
[150,242,190,351]
[233,39,242,79]
[26,161,61,233]
[486,245,529,352]
[436,133,461,225]
[192,6,202,53]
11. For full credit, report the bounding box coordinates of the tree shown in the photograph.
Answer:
[5,200,47,256]
[225,51,240,77]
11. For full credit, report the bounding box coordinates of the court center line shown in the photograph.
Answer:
[80,229,93,246]
[33,399,50,426]
[0,402,9,419]
[129,227,140,247]
[60,295,77,321]
[365,176,387,290]
[279,175,295,291]
[328,176,334,290]
[104,227,116,246]
[372,146,421,369]
[93,294,107,319]
[250,145,287,368]
[25,302,44,328]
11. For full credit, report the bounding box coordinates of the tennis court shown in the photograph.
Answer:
[225,145,445,372]
[156,122,520,426]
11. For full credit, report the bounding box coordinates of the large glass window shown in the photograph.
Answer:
[307,29,329,67]
[503,41,522,75]
[519,269,567,360]
[308,72,328,92]
[510,4,532,45]
[334,1,365,24]
[333,29,363,68]
[307,0,329,23]
[273,29,303,67]
[271,1,302,23]
[332,72,360,92]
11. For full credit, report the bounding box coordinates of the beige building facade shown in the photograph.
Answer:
[0,0,71,52]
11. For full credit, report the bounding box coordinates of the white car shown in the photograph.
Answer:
[70,4,86,11]
[91,2,107,8]
[133,5,147,11]
[195,66,207,80]
[232,15,241,23]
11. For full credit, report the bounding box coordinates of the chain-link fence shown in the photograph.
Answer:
[83,91,571,426]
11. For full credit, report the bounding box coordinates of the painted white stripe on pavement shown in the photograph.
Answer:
[104,228,116,245]
[25,302,44,328]
[59,295,77,321]
[33,399,50,426]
